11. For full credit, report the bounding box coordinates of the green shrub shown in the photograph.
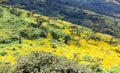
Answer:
[14,51,90,73]
[39,29,48,38]
[9,8,21,16]
[108,65,120,73]
[90,64,103,73]
[49,24,63,29]
[83,56,94,63]
[0,38,11,44]
[20,28,40,39]
[50,29,66,41]
[64,35,71,44]
[10,34,20,42]
[0,34,20,44]
[50,30,61,40]
[0,62,13,73]
[0,51,7,56]
[49,39,65,47]
[26,12,31,17]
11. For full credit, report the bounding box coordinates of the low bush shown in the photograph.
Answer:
[14,51,90,73]
[20,28,40,40]
[0,38,11,44]
[108,65,120,73]
[9,8,22,16]
[0,62,13,73]
[0,51,7,56]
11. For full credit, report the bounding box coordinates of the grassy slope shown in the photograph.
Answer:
[0,5,120,72]
[7,0,120,38]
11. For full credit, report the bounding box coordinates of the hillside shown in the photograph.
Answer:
[0,5,120,73]
[6,0,120,38]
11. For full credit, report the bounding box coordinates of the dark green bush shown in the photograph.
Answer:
[10,34,20,42]
[49,24,63,29]
[0,51,7,56]
[90,64,103,73]
[9,8,21,16]
[20,28,40,40]
[50,29,67,41]
[0,34,20,44]
[50,30,61,40]
[14,51,90,73]
[0,38,11,44]
[64,35,71,44]
[39,30,48,38]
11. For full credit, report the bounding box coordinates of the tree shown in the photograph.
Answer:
[76,28,83,47]
[70,26,83,47]
[109,37,114,44]
[50,31,61,40]
[64,35,71,44]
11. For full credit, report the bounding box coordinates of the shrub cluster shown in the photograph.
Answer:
[14,51,90,73]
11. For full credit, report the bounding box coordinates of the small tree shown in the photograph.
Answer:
[26,12,31,17]
[70,26,83,47]
[50,31,61,40]
[35,16,46,28]
[64,35,71,44]
[109,37,114,44]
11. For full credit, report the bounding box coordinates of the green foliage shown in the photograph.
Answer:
[49,39,65,47]
[39,26,49,38]
[20,28,40,40]
[0,38,11,44]
[64,35,71,44]
[50,30,61,40]
[91,64,103,73]
[108,65,120,73]
[0,34,20,44]
[20,26,49,39]
[14,51,90,73]
[9,8,21,16]
[35,16,47,28]
[50,29,67,41]
[83,56,94,63]
[49,24,63,29]
[0,51,7,56]
[39,30,48,38]
[26,12,31,17]
[0,62,13,73]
